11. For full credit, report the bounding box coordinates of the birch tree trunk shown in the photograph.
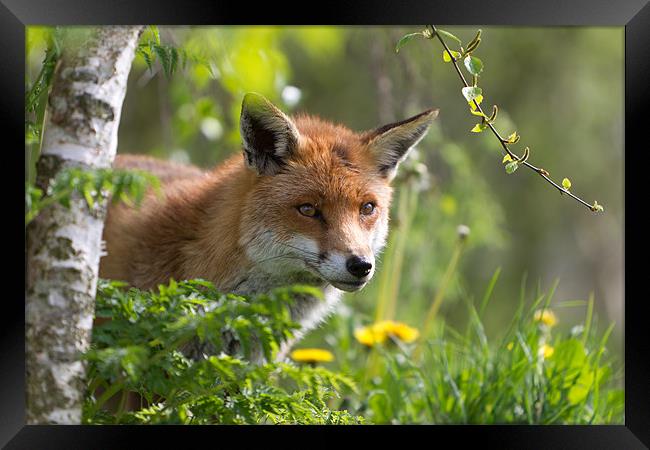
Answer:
[25,26,143,424]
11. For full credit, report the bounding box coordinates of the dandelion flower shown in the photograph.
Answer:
[354,324,388,346]
[385,321,420,343]
[290,348,334,364]
[354,320,420,347]
[533,309,558,328]
[539,344,555,359]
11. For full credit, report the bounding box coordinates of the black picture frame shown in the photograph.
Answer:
[4,0,649,448]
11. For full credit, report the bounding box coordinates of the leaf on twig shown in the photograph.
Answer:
[469,95,484,110]
[505,161,519,174]
[436,28,463,45]
[396,33,424,53]
[443,50,462,62]
[505,131,520,144]
[462,86,482,103]
[471,123,487,133]
[464,55,484,76]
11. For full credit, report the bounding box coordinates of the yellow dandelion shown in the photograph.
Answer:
[385,321,420,343]
[539,344,555,359]
[354,320,420,347]
[290,348,334,364]
[533,309,558,328]
[354,324,388,346]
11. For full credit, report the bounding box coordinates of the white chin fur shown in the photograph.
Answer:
[330,280,368,292]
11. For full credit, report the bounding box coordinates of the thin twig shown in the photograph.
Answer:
[429,25,597,212]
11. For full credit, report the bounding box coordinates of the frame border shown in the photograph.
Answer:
[4,0,648,447]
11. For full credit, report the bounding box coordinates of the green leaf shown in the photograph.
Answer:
[461,86,483,103]
[154,45,171,77]
[148,25,161,45]
[442,50,462,62]
[567,369,594,405]
[436,28,463,45]
[170,47,179,75]
[505,161,519,174]
[85,191,95,209]
[471,123,486,133]
[395,33,423,53]
[465,29,482,53]
[463,55,484,76]
[138,47,153,71]
[505,131,520,144]
[562,178,572,190]
[469,95,484,110]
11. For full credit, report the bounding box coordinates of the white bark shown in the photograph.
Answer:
[25,26,143,424]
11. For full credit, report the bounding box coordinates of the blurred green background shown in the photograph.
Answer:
[26,26,624,360]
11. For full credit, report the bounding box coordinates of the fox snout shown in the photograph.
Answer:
[313,249,376,292]
[346,255,372,278]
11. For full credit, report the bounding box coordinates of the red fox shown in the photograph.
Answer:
[99,92,438,361]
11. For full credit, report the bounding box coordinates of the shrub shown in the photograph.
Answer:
[84,279,362,424]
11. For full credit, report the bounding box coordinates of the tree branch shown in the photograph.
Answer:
[427,25,602,212]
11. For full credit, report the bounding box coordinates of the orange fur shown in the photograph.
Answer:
[100,96,437,359]
[101,115,393,291]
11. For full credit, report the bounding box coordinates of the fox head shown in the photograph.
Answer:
[238,93,438,292]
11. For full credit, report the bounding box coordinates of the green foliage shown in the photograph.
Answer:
[136,26,215,78]
[505,161,519,174]
[25,168,160,224]
[25,27,62,183]
[84,280,362,424]
[25,28,62,121]
[471,123,487,133]
[435,29,462,46]
[84,277,622,425]
[442,49,461,62]
[322,276,624,425]
[462,86,483,103]
[463,55,484,76]
[395,32,425,53]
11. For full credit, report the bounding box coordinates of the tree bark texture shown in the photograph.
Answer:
[25,26,142,424]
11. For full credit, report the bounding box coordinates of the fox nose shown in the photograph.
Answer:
[346,256,373,278]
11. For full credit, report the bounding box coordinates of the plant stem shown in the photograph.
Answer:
[429,25,596,212]
[414,235,467,359]
[384,183,419,320]
[373,187,406,322]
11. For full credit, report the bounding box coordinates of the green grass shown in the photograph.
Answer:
[324,279,623,424]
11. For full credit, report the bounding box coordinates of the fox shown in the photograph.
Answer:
[99,92,438,362]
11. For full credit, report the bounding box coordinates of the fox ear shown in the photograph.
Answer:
[364,109,439,180]
[240,92,301,175]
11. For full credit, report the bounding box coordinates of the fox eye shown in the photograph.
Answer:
[298,203,318,217]
[360,202,375,215]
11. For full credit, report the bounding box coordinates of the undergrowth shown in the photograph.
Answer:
[84,277,623,425]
